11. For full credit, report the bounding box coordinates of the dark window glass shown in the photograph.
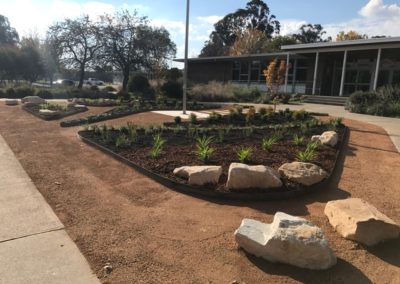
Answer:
[232,70,240,81]
[241,62,249,74]
[345,70,357,83]
[378,70,390,87]
[358,70,371,84]
[296,69,307,82]
[392,71,400,84]
[250,69,259,81]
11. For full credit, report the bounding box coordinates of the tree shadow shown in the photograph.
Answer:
[246,252,373,284]
[364,238,400,267]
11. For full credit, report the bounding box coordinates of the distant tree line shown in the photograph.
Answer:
[200,0,386,57]
[0,10,176,91]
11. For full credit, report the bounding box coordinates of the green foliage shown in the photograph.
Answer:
[103,85,117,92]
[189,113,197,124]
[296,149,316,163]
[195,136,215,163]
[292,134,305,146]
[237,146,253,163]
[161,80,183,99]
[149,134,166,159]
[258,107,267,115]
[36,89,53,99]
[174,116,182,124]
[306,141,320,152]
[207,111,222,124]
[261,136,278,151]
[115,134,131,148]
[242,127,254,138]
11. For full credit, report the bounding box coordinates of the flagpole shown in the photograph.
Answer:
[183,0,190,114]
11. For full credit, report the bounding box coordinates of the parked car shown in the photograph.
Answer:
[55,79,75,86]
[87,78,104,86]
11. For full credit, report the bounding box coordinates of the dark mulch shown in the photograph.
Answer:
[80,125,344,194]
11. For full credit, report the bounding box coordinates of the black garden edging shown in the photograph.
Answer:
[78,127,349,201]
[22,104,88,121]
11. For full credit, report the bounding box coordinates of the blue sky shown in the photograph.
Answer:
[1,0,400,63]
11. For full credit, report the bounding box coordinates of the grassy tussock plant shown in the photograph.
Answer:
[292,134,305,146]
[242,127,254,138]
[237,147,253,163]
[296,141,320,162]
[115,134,131,148]
[329,117,343,130]
[149,134,166,159]
[207,111,222,124]
[195,136,215,163]
[261,136,278,151]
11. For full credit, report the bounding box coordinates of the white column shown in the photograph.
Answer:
[284,53,290,93]
[292,58,298,93]
[182,0,190,114]
[312,52,319,95]
[339,50,348,97]
[373,48,382,91]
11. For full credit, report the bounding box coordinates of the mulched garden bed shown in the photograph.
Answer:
[23,103,88,121]
[79,122,347,200]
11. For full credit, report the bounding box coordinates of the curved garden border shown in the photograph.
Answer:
[23,104,88,121]
[78,127,349,201]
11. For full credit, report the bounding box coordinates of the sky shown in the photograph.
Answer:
[1,0,400,65]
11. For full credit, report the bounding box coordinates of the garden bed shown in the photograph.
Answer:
[23,103,88,120]
[60,102,219,127]
[78,114,347,200]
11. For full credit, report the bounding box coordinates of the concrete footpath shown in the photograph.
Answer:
[0,134,99,284]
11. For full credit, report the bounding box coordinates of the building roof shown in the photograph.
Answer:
[282,36,400,51]
[173,52,289,63]
[174,37,400,62]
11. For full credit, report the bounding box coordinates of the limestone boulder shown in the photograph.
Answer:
[319,131,338,147]
[4,99,18,106]
[311,135,321,142]
[279,162,327,186]
[324,198,400,246]
[235,212,336,270]
[226,163,282,190]
[173,166,222,186]
[21,96,45,104]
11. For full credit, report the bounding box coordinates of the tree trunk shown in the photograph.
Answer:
[78,64,85,89]
[122,68,130,92]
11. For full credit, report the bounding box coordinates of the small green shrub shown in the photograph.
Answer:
[296,149,316,163]
[189,113,197,124]
[103,85,117,92]
[115,134,131,148]
[261,136,278,151]
[258,107,268,115]
[149,134,166,158]
[89,85,99,91]
[292,134,305,146]
[128,74,150,93]
[161,80,183,99]
[5,88,16,98]
[195,136,215,163]
[174,116,182,124]
[237,147,253,163]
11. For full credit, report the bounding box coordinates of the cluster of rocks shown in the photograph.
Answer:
[173,131,338,189]
[4,99,19,106]
[173,161,328,189]
[235,199,399,270]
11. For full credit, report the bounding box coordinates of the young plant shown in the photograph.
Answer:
[237,147,253,163]
[149,134,166,159]
[174,116,182,125]
[296,149,316,163]
[195,136,215,163]
[189,113,197,124]
[115,134,131,148]
[306,141,320,152]
[261,136,278,151]
[292,134,305,146]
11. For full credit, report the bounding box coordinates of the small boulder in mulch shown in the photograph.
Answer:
[278,162,327,186]
[226,163,282,190]
[5,99,18,106]
[234,212,337,270]
[324,198,400,246]
[173,166,222,186]
[21,96,45,105]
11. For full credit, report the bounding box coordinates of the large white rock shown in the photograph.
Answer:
[279,162,327,186]
[324,198,400,246]
[4,99,18,106]
[319,131,338,147]
[21,96,45,104]
[226,163,282,190]
[235,212,336,270]
[173,166,222,186]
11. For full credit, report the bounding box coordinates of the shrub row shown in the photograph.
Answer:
[346,85,400,117]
